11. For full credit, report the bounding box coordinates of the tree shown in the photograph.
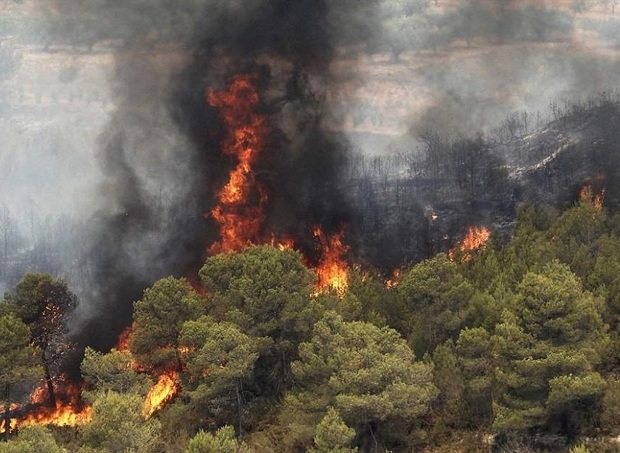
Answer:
[492,262,606,438]
[179,317,271,434]
[287,311,437,451]
[446,1,498,47]
[343,267,402,329]
[450,136,489,199]
[431,341,466,428]
[599,378,620,435]
[0,426,64,453]
[398,253,475,356]
[4,274,77,408]
[80,347,150,396]
[456,327,494,427]
[185,426,252,453]
[0,315,42,441]
[493,205,557,291]
[585,234,620,327]
[309,408,357,453]
[199,246,317,394]
[78,391,161,453]
[378,0,429,62]
[130,277,203,372]
[550,199,607,280]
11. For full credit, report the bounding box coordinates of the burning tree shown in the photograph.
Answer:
[0,315,43,440]
[3,274,78,409]
[207,74,270,255]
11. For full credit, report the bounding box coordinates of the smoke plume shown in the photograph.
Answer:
[2,0,620,350]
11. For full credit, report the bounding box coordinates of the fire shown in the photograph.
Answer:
[313,227,350,296]
[579,184,604,210]
[1,377,92,433]
[385,269,401,289]
[208,74,270,254]
[460,226,491,252]
[116,326,132,352]
[269,234,295,251]
[142,371,180,418]
[113,326,184,418]
[206,75,353,293]
[450,226,491,262]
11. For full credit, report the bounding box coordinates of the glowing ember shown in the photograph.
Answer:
[385,269,401,289]
[208,74,270,254]
[579,184,604,210]
[313,227,350,296]
[184,272,207,296]
[116,326,132,352]
[269,234,295,251]
[143,371,180,418]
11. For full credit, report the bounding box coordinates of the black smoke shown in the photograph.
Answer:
[13,0,620,353]
[67,0,382,349]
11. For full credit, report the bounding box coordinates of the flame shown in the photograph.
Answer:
[116,326,132,352]
[449,226,491,262]
[313,227,350,296]
[208,74,270,254]
[114,329,183,418]
[0,377,92,433]
[579,184,604,210]
[460,226,491,252]
[385,269,401,289]
[142,371,180,418]
[206,76,354,294]
[269,234,295,251]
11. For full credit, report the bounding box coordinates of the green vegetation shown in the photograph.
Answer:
[6,196,620,451]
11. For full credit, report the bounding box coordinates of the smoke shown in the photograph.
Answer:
[12,0,381,348]
[3,0,620,349]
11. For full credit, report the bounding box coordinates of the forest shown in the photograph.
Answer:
[2,190,620,452]
[3,1,620,452]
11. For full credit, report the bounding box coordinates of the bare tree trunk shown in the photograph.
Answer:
[43,357,56,408]
[235,383,243,436]
[4,383,10,442]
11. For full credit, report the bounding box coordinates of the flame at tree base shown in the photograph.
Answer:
[0,377,92,433]
[450,226,491,262]
[580,184,605,210]
[142,371,180,418]
[313,227,350,296]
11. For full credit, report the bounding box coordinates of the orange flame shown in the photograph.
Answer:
[579,184,604,210]
[208,74,270,254]
[116,326,132,352]
[449,226,491,262]
[1,377,92,433]
[269,234,295,251]
[142,371,180,418]
[115,329,182,417]
[313,227,350,296]
[460,226,491,252]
